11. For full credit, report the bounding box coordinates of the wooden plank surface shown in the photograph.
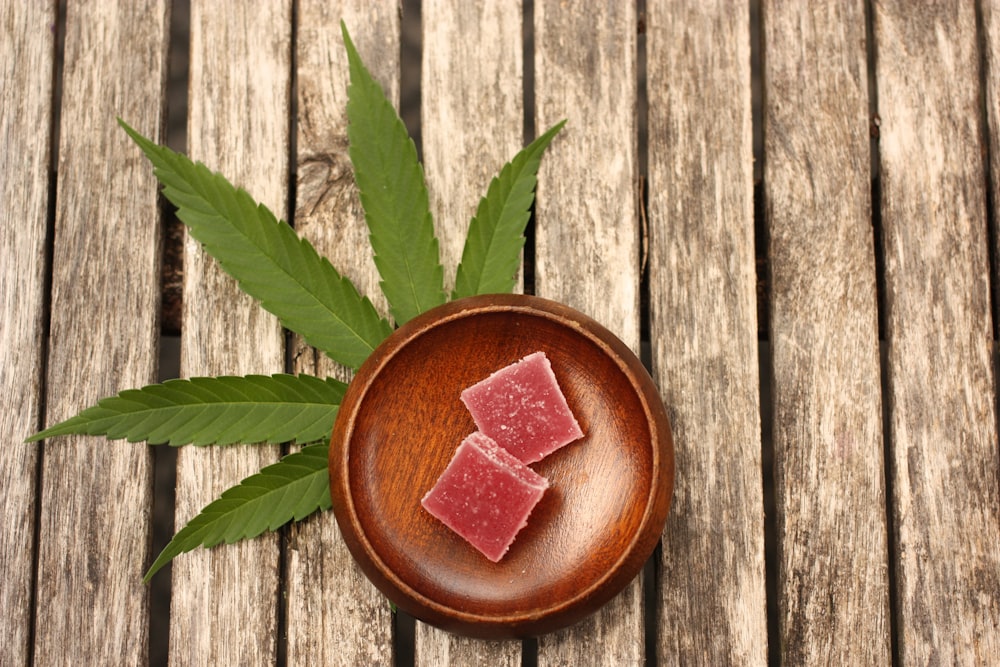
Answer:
[763,2,891,663]
[0,2,55,664]
[168,2,290,664]
[645,1,767,663]
[32,1,169,663]
[286,2,397,663]
[873,1,1000,662]
[10,3,1000,663]
[415,1,524,663]
[420,0,525,295]
[533,2,643,664]
[984,0,1000,333]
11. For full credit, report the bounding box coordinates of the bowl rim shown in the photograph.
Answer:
[329,293,674,636]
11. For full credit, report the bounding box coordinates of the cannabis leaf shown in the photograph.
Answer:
[452,120,566,299]
[27,22,568,582]
[342,22,446,325]
[119,119,392,370]
[26,374,346,446]
[143,442,332,581]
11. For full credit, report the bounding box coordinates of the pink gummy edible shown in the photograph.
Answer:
[460,351,584,464]
[421,432,548,562]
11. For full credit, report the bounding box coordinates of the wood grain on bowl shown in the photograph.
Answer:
[329,294,674,638]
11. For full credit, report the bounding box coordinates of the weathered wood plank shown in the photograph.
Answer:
[285,2,397,664]
[415,634,519,667]
[533,2,642,664]
[645,1,766,663]
[32,1,169,663]
[168,3,290,664]
[984,0,1000,334]
[763,2,891,663]
[0,2,55,664]
[420,0,525,296]
[873,1,1000,662]
[415,0,524,663]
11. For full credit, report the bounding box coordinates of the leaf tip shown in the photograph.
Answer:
[541,119,568,143]
[340,21,357,59]
[24,417,81,443]
[141,562,162,584]
[117,116,138,139]
[117,117,156,155]
[143,541,179,583]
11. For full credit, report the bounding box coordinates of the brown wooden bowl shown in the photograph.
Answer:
[329,294,674,638]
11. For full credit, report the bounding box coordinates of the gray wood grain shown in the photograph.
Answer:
[763,2,891,663]
[421,0,525,296]
[646,2,767,664]
[873,1,1000,662]
[0,2,55,664]
[984,0,1000,338]
[415,634,520,667]
[415,0,524,663]
[169,2,290,664]
[533,2,643,664]
[286,2,397,664]
[533,1,640,350]
[32,1,169,663]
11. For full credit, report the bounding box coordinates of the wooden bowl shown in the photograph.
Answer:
[329,294,674,638]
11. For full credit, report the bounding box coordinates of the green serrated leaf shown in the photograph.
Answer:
[452,121,566,299]
[341,22,445,325]
[143,442,332,581]
[26,374,346,446]
[118,119,392,369]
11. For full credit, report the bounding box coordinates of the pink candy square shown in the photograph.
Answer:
[421,432,548,562]
[460,351,584,464]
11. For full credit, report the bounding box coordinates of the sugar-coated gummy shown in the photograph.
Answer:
[421,432,548,562]
[460,351,584,464]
